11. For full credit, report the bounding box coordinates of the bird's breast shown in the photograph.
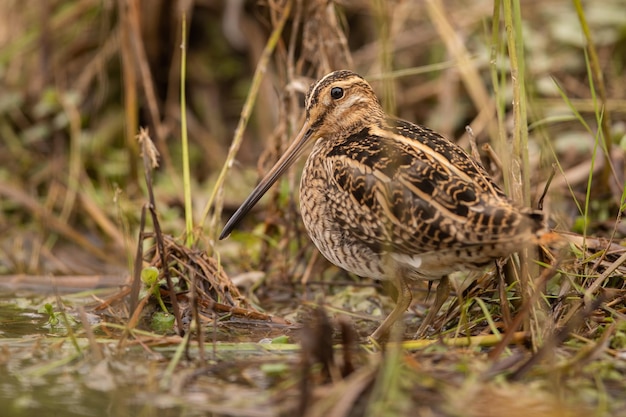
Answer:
[299,147,389,280]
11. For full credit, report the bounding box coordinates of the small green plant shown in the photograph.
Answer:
[40,303,78,330]
[140,266,176,331]
[140,266,169,314]
[42,303,59,327]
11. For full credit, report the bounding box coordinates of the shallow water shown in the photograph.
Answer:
[0,291,296,417]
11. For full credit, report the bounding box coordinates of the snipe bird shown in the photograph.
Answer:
[220,70,546,341]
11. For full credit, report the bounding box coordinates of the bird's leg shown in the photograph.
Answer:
[415,275,450,338]
[370,276,412,342]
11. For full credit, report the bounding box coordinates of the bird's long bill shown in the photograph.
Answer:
[219,122,314,239]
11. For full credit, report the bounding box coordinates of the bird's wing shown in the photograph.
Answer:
[325,123,531,257]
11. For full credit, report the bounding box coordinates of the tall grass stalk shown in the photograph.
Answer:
[496,0,542,348]
[550,58,603,244]
[502,0,530,206]
[180,13,194,246]
[489,0,511,194]
[580,52,603,243]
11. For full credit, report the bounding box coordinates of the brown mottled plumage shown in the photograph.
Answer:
[220,70,545,341]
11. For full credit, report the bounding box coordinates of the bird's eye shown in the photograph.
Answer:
[330,87,344,99]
